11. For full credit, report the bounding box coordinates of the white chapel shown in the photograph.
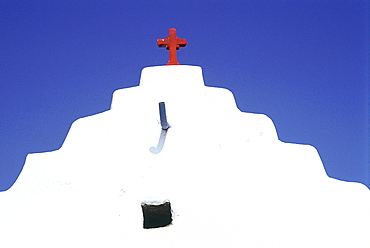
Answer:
[0,29,369,248]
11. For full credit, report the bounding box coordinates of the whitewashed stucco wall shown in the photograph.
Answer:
[0,65,369,247]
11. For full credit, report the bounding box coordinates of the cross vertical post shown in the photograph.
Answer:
[157,28,187,65]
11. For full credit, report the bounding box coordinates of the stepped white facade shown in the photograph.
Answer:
[1,65,369,247]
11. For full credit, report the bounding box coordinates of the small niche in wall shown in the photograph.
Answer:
[141,201,172,229]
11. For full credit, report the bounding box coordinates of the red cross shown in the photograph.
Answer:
[157,28,187,65]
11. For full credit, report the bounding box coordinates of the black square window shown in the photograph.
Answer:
[141,201,172,229]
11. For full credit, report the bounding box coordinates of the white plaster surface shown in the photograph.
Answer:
[0,65,369,247]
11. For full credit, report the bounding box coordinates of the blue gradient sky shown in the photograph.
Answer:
[1,0,369,190]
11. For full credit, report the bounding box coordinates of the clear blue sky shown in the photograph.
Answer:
[0,0,369,191]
